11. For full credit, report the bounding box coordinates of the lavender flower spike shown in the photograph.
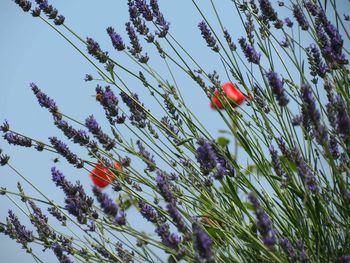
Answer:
[292,4,309,30]
[85,115,116,151]
[49,137,84,168]
[13,0,32,12]
[266,71,289,106]
[106,27,125,51]
[193,222,215,263]
[0,149,10,166]
[239,37,261,64]
[248,193,277,248]
[31,83,59,115]
[86,37,109,64]
[198,21,220,52]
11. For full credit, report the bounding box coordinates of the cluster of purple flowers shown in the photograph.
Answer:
[300,83,328,146]
[0,210,34,247]
[269,145,288,185]
[33,0,65,25]
[306,44,329,78]
[239,37,261,64]
[314,9,348,69]
[196,138,235,179]
[13,0,31,12]
[106,27,126,51]
[292,4,309,30]
[85,115,116,151]
[266,71,289,107]
[248,193,276,248]
[198,21,220,52]
[192,222,214,263]
[121,92,148,128]
[49,137,84,168]
[51,167,98,224]
[0,148,10,166]
[92,186,126,226]
[160,116,180,142]
[136,140,156,171]
[86,37,109,64]
[95,85,126,125]
[223,29,237,51]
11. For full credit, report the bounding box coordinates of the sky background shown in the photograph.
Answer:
[1,1,348,262]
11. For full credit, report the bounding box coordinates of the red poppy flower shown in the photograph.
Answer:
[89,162,122,188]
[210,82,247,110]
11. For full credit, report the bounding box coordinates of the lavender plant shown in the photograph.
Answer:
[1,0,350,262]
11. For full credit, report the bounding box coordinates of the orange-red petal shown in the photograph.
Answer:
[210,82,246,110]
[88,162,122,188]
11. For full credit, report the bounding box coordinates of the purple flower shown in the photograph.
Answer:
[156,170,176,204]
[48,207,67,225]
[306,44,329,78]
[239,37,261,64]
[54,15,65,26]
[52,243,73,263]
[167,203,188,233]
[35,0,65,25]
[0,120,10,133]
[292,147,319,193]
[92,186,118,217]
[335,96,350,149]
[28,200,55,239]
[150,0,170,38]
[196,138,234,179]
[84,74,93,81]
[293,4,309,30]
[31,83,59,114]
[161,116,179,142]
[253,85,270,113]
[115,211,126,226]
[280,237,297,260]
[196,139,217,175]
[85,115,116,151]
[193,222,214,262]
[49,137,84,168]
[300,83,328,146]
[95,85,125,125]
[125,22,143,54]
[259,0,278,21]
[0,150,10,166]
[284,17,293,27]
[198,21,220,52]
[13,0,31,12]
[248,193,277,248]
[155,222,180,250]
[269,146,288,184]
[7,210,34,245]
[266,71,289,106]
[135,0,153,21]
[223,29,236,51]
[54,118,94,147]
[338,255,350,263]
[4,132,32,148]
[304,1,319,16]
[51,167,97,224]
[31,7,41,17]
[136,140,156,171]
[139,200,158,223]
[86,37,109,64]
[120,92,148,128]
[106,27,125,51]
